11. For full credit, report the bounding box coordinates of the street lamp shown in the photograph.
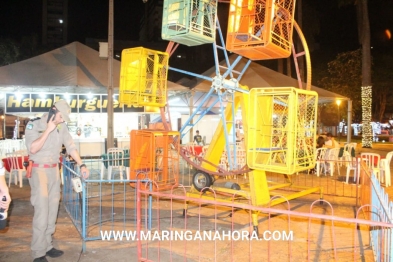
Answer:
[336,100,341,140]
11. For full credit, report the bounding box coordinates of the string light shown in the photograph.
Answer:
[361,86,372,147]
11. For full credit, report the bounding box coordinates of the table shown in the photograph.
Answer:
[2,155,28,172]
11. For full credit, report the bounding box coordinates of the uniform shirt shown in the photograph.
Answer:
[25,113,77,164]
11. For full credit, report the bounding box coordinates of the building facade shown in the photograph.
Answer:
[42,0,68,47]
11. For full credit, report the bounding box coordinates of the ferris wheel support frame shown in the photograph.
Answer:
[162,5,313,178]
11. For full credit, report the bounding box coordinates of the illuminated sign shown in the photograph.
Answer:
[5,93,144,113]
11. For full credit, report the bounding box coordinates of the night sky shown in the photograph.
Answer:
[0,0,145,42]
[0,0,392,62]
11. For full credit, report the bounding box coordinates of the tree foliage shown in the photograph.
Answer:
[372,53,393,122]
[0,38,20,66]
[0,35,51,67]
[318,49,363,121]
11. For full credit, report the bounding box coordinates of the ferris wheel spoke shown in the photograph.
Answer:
[217,91,238,170]
[165,41,180,57]
[179,87,218,136]
[168,66,213,82]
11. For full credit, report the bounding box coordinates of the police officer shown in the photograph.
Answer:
[25,100,89,262]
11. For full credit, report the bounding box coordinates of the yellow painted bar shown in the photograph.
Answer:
[202,85,249,172]
[248,170,271,206]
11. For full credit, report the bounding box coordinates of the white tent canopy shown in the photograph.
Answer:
[0,41,187,109]
[0,41,349,119]
[167,56,349,113]
[189,56,348,103]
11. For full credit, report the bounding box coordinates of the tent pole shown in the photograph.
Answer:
[107,0,114,150]
[347,100,352,143]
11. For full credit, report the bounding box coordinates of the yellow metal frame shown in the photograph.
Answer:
[187,86,321,228]
[119,47,169,107]
[201,85,250,172]
[247,87,318,174]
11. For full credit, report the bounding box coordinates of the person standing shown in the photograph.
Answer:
[193,130,203,145]
[25,100,89,262]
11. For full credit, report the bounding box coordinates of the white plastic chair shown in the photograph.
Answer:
[339,143,350,166]
[360,153,381,181]
[380,151,393,187]
[345,154,358,184]
[6,152,25,188]
[1,140,14,157]
[325,148,340,177]
[349,142,357,150]
[312,147,328,177]
[105,148,126,181]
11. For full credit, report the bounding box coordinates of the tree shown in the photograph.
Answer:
[356,0,372,147]
[337,0,372,147]
[372,54,393,122]
[318,49,362,121]
[0,38,20,66]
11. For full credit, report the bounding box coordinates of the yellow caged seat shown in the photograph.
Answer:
[247,87,318,174]
[119,47,169,107]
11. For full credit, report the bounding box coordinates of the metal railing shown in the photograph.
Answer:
[61,158,151,252]
[62,156,393,260]
[135,182,393,261]
[369,174,392,261]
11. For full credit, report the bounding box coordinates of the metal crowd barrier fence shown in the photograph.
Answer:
[357,159,392,262]
[135,182,393,261]
[61,158,152,252]
[369,173,392,261]
[61,156,392,260]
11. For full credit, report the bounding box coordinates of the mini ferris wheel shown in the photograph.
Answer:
[119,0,321,230]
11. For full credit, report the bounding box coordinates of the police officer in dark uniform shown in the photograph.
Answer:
[25,100,89,262]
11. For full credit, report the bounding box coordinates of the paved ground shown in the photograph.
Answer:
[0,142,391,262]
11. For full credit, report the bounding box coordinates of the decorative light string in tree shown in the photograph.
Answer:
[361,86,372,147]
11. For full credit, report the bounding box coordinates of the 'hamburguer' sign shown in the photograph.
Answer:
[6,93,144,113]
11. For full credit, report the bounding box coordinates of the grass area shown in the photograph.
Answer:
[337,135,393,145]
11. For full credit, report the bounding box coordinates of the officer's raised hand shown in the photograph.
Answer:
[47,110,67,132]
[46,114,58,132]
